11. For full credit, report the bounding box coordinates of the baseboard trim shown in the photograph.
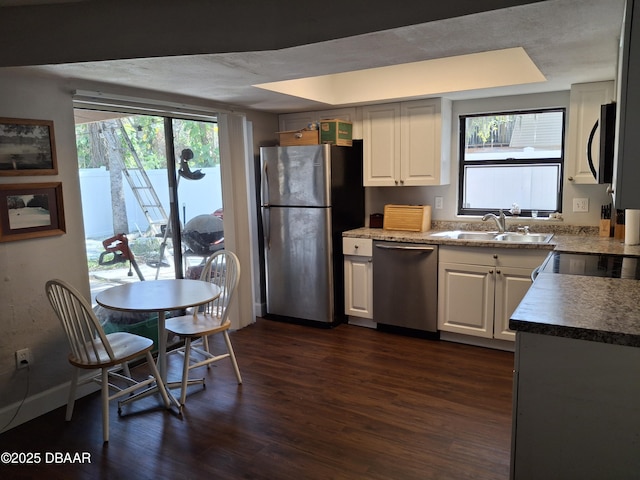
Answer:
[0,372,99,434]
[439,331,515,352]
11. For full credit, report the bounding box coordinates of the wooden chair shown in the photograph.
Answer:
[165,250,242,405]
[45,279,170,443]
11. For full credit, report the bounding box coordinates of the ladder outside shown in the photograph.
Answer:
[116,119,168,236]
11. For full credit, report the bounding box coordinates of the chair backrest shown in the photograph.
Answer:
[199,250,240,322]
[45,279,116,365]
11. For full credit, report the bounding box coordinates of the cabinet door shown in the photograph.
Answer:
[494,266,533,341]
[401,99,450,186]
[566,81,615,184]
[614,0,640,208]
[438,262,494,338]
[362,103,401,186]
[344,255,373,319]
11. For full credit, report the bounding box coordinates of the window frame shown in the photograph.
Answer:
[457,107,566,218]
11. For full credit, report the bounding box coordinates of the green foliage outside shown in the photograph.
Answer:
[466,115,514,148]
[75,114,220,169]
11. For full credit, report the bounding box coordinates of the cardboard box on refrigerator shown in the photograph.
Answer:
[278,129,319,146]
[320,119,353,146]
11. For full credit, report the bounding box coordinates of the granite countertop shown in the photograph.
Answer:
[343,225,640,255]
[343,224,640,347]
[510,273,640,347]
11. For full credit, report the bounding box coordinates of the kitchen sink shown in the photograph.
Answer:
[494,232,554,243]
[453,232,498,240]
[430,230,554,243]
[430,231,495,240]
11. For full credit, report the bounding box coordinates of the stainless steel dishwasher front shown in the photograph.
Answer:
[373,241,438,332]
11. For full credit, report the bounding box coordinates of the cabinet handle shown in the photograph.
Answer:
[568,176,574,181]
[496,270,501,274]
[375,244,435,251]
[489,269,494,274]
[400,179,405,185]
[493,254,498,259]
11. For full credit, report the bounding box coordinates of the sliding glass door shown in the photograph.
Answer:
[74,110,223,300]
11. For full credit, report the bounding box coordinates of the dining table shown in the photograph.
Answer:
[95,278,221,409]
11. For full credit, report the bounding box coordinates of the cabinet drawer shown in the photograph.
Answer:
[343,237,372,256]
[439,246,549,268]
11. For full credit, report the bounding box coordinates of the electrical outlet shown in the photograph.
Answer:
[573,198,589,212]
[16,348,31,370]
[435,196,444,210]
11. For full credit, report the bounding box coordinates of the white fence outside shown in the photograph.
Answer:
[79,166,223,239]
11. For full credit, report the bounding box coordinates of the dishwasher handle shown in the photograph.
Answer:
[375,244,435,252]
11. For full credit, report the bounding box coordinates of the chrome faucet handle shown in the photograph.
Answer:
[517,225,530,235]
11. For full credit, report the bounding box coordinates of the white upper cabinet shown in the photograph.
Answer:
[362,103,401,186]
[566,81,615,184]
[362,98,451,187]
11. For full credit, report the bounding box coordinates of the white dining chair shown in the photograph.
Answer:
[45,279,171,443]
[165,250,242,405]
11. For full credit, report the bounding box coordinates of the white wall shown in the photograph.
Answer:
[0,69,279,431]
[0,71,92,429]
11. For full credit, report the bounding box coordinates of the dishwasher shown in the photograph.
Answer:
[373,241,438,333]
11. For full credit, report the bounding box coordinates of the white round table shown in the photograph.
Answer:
[96,279,220,407]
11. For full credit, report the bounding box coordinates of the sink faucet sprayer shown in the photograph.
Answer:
[482,209,507,233]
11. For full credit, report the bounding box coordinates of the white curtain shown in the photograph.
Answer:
[218,112,257,329]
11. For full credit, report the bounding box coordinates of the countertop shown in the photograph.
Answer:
[343,226,640,347]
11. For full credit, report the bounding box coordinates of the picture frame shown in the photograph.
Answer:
[0,117,58,176]
[0,182,66,242]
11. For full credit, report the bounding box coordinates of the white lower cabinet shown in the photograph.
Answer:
[437,247,547,341]
[343,238,373,320]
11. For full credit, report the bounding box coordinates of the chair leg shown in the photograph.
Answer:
[101,368,109,443]
[203,335,211,369]
[223,331,242,384]
[180,338,192,406]
[145,351,171,409]
[65,367,79,421]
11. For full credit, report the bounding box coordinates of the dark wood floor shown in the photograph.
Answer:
[0,319,515,480]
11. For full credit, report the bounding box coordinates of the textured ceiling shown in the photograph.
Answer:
[0,0,626,113]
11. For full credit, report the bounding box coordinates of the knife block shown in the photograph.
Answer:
[599,219,613,237]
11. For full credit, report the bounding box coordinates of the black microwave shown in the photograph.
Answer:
[587,102,616,184]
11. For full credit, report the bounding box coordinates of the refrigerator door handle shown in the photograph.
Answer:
[262,162,269,207]
[262,206,271,249]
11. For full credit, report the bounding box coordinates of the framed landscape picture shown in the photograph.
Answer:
[0,182,66,242]
[0,118,58,176]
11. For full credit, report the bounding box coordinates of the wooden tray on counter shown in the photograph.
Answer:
[383,205,431,232]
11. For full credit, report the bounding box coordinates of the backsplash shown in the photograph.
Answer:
[431,220,599,236]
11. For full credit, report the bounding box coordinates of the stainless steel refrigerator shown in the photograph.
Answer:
[260,141,364,326]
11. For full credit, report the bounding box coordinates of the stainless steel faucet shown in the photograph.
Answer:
[482,209,507,232]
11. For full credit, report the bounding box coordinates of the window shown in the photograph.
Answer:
[458,108,565,217]
[74,110,224,294]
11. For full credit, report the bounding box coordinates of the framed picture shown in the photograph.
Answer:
[0,118,58,176]
[0,182,65,242]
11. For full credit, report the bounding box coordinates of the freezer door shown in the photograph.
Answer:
[264,206,333,323]
[261,145,331,207]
